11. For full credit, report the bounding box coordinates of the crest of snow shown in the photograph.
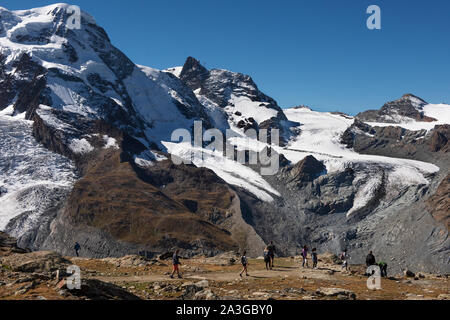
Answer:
[68,138,94,154]
[110,97,123,108]
[366,103,450,131]
[163,141,280,202]
[133,150,168,168]
[103,135,119,149]
[163,66,182,77]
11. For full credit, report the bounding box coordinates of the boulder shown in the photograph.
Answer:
[194,289,218,300]
[404,269,416,278]
[316,287,356,300]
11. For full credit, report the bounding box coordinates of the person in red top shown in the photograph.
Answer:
[170,249,182,279]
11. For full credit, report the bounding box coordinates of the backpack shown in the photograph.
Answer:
[241,256,247,264]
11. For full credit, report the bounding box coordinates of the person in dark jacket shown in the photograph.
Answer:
[311,248,318,269]
[366,251,376,267]
[378,261,388,277]
[170,249,182,279]
[74,242,81,257]
[239,251,249,277]
[267,241,276,269]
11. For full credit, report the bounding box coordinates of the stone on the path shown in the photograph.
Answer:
[404,269,415,278]
[195,280,209,288]
[316,287,356,300]
[194,289,218,300]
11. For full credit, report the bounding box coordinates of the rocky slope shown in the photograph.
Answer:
[0,4,448,274]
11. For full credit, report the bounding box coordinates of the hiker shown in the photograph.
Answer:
[170,249,182,279]
[301,245,308,268]
[239,250,249,277]
[263,247,271,270]
[340,249,349,271]
[366,251,376,267]
[74,242,81,257]
[267,241,276,269]
[378,261,388,277]
[311,248,318,269]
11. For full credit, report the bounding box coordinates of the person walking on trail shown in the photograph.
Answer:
[267,241,276,269]
[263,247,271,270]
[301,245,309,268]
[378,261,388,277]
[366,251,376,267]
[311,248,318,269]
[74,242,81,257]
[340,249,349,271]
[239,251,249,277]
[170,249,182,279]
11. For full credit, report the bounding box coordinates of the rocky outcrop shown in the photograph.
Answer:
[356,94,436,123]
[287,155,326,183]
[427,173,450,230]
[429,125,449,152]
[0,251,70,273]
[0,231,28,256]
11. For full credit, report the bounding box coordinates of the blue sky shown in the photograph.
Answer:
[3,0,450,114]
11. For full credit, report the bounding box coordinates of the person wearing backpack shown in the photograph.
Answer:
[340,249,349,271]
[311,248,318,269]
[378,261,388,277]
[267,241,276,269]
[263,247,271,270]
[239,251,249,277]
[170,249,182,279]
[74,242,81,257]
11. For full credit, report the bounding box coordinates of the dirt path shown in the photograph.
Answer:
[89,265,339,284]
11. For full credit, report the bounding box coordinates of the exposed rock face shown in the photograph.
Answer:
[0,231,28,256]
[429,125,450,152]
[427,173,450,230]
[356,94,436,123]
